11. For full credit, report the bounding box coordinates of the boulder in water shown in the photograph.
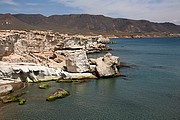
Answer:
[89,53,120,77]
[46,88,70,101]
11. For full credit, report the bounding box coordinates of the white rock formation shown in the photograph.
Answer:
[55,50,90,73]
[0,30,120,86]
[61,72,97,80]
[0,84,13,95]
[97,35,110,43]
[0,61,61,83]
[0,30,110,64]
[89,53,120,77]
[0,32,18,59]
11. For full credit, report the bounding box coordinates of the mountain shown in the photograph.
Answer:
[0,14,37,30]
[0,13,180,36]
[13,14,46,26]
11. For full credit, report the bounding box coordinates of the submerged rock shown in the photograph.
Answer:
[0,92,26,104]
[56,79,88,83]
[37,77,59,82]
[1,96,19,103]
[46,88,70,101]
[19,99,26,105]
[56,79,73,83]
[39,84,50,89]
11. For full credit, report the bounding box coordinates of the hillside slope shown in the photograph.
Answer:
[0,13,180,36]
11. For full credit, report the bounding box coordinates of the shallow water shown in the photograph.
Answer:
[0,37,180,120]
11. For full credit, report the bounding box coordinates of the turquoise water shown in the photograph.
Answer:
[1,38,180,120]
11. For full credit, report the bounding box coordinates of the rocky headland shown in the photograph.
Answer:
[0,30,120,96]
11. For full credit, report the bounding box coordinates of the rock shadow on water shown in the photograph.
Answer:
[118,62,137,81]
[150,65,168,70]
[119,62,138,69]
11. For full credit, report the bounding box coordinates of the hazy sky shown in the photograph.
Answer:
[0,0,180,25]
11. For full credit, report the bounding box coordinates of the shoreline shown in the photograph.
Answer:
[0,82,27,96]
[0,30,121,108]
[0,82,27,108]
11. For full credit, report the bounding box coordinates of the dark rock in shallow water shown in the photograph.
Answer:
[46,88,70,101]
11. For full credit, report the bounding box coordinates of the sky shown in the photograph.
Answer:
[0,0,180,25]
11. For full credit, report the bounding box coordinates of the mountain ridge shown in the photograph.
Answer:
[0,13,180,37]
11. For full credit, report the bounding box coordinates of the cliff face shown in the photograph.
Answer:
[0,30,120,84]
[0,14,37,30]
[0,30,109,64]
[0,14,180,37]
[0,31,18,59]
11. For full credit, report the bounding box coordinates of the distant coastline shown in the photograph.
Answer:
[0,13,180,37]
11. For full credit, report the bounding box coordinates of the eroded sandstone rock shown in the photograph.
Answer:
[0,30,111,66]
[0,32,18,59]
[0,30,120,85]
[55,50,90,73]
[89,53,120,77]
[0,84,13,95]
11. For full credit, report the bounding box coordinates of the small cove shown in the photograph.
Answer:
[0,37,180,120]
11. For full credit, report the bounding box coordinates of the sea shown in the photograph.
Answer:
[0,37,180,120]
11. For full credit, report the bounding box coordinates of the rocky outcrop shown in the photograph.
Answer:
[0,61,61,83]
[0,30,111,64]
[0,30,120,85]
[97,35,110,44]
[0,53,120,83]
[0,61,96,83]
[55,35,111,53]
[61,72,97,80]
[89,53,120,77]
[55,50,90,73]
[0,31,18,59]
[0,84,13,95]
